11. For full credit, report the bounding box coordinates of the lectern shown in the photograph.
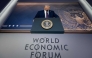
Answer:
[31,18,64,34]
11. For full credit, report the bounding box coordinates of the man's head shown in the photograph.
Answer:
[44,5,50,11]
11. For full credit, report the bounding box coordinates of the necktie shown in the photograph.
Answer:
[46,10,49,18]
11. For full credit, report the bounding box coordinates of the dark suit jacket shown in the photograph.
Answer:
[35,10,59,18]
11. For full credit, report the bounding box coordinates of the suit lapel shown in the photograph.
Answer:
[49,10,52,17]
[43,10,45,18]
[42,10,51,18]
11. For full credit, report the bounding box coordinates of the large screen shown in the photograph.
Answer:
[0,3,92,33]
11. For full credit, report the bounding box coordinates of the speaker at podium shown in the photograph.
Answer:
[31,18,64,34]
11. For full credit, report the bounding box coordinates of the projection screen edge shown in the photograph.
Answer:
[78,0,92,20]
[0,0,18,28]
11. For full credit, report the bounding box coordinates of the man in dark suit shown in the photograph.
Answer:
[35,5,59,18]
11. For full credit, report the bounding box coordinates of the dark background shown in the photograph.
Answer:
[87,0,92,6]
[0,0,10,12]
[18,0,78,2]
[0,0,92,12]
[0,0,78,12]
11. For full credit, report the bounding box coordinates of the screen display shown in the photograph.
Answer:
[1,3,92,33]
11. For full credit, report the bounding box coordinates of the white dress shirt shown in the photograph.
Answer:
[44,10,49,18]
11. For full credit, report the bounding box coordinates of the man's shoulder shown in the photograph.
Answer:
[49,10,54,12]
[38,10,44,12]
[37,10,54,13]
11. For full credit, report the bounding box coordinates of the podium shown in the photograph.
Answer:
[31,18,64,34]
